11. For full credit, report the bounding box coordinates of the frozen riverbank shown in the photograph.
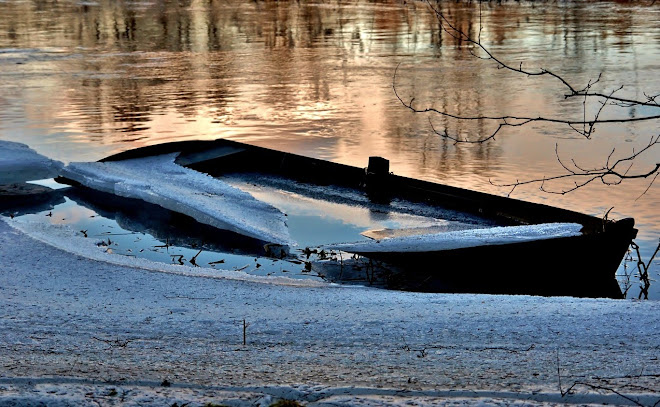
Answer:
[1,218,659,406]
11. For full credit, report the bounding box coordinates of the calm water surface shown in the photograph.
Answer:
[1,0,658,297]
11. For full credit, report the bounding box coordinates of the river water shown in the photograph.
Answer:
[1,0,658,298]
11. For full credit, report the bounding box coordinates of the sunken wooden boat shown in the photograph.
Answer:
[57,138,637,298]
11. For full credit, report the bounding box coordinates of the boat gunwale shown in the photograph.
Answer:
[97,138,636,238]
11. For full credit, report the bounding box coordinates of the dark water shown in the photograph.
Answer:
[0,0,658,298]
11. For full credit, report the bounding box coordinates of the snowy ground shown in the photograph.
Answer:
[1,218,659,406]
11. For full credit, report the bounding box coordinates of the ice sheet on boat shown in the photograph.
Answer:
[221,172,499,247]
[326,223,583,253]
[0,141,63,184]
[60,153,293,245]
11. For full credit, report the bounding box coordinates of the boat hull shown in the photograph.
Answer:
[360,219,635,298]
[73,138,638,298]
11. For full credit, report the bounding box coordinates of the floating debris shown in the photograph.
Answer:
[189,249,202,267]
[170,254,184,265]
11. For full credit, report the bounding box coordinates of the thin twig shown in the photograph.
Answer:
[490,135,660,195]
[393,1,659,151]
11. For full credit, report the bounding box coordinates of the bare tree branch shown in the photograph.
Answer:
[395,1,660,194]
[425,0,660,109]
[490,135,660,196]
[393,2,660,144]
[631,240,660,300]
[393,64,659,143]
[557,348,658,405]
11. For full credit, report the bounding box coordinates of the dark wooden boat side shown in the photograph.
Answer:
[361,220,634,298]
[98,138,638,298]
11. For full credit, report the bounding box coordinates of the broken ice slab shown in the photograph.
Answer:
[59,153,293,246]
[360,223,486,240]
[0,141,63,184]
[327,223,584,253]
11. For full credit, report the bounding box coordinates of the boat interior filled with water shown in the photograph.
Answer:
[44,138,637,298]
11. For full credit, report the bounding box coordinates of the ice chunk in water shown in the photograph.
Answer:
[327,223,583,253]
[60,153,293,245]
[0,141,63,184]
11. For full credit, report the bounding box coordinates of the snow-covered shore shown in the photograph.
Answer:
[1,218,659,406]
